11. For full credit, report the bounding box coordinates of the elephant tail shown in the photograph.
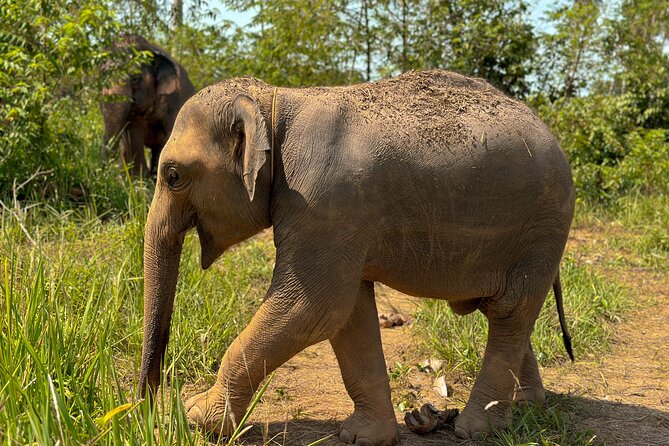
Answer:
[553,272,574,362]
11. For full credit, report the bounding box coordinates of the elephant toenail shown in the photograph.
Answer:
[355,437,374,446]
[453,427,468,439]
[186,405,202,421]
[340,428,354,444]
[472,431,485,440]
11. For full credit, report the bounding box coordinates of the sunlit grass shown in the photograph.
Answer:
[0,185,664,444]
[0,190,273,444]
[574,193,669,269]
[414,254,630,376]
[487,394,603,446]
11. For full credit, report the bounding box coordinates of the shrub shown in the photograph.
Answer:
[536,94,669,202]
[0,0,142,209]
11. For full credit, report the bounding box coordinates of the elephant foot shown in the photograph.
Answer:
[339,411,399,446]
[185,388,237,437]
[453,400,511,440]
[513,385,546,406]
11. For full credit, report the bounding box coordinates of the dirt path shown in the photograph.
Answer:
[241,228,669,445]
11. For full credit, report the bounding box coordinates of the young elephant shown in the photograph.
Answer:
[139,71,575,444]
[101,34,195,176]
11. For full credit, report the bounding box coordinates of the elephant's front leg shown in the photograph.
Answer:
[184,301,292,435]
[330,281,398,446]
[121,124,148,176]
[185,247,365,436]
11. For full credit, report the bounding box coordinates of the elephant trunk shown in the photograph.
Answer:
[101,84,132,155]
[139,207,185,397]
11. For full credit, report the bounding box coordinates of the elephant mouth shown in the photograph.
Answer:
[196,221,219,270]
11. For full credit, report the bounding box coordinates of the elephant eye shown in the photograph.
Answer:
[130,74,142,86]
[165,166,180,188]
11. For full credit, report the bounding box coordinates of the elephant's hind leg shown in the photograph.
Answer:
[454,279,549,439]
[514,343,546,405]
[330,281,399,446]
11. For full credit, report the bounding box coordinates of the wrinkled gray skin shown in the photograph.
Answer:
[100,35,195,176]
[140,71,575,444]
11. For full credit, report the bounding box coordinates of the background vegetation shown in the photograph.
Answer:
[1,0,668,444]
[2,0,668,204]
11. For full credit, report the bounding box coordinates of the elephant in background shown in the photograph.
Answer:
[100,34,195,176]
[139,71,575,444]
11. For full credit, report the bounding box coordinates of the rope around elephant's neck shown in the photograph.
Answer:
[270,87,278,184]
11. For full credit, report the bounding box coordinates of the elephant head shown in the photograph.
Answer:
[139,86,274,395]
[101,35,193,176]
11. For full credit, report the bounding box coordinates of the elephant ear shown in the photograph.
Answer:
[231,94,270,201]
[153,54,180,95]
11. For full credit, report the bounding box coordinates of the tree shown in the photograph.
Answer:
[0,0,142,197]
[374,0,536,97]
[535,0,603,100]
[226,0,361,86]
[343,0,382,82]
[603,0,669,128]
[172,0,183,30]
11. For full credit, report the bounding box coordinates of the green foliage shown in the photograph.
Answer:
[407,0,535,97]
[345,0,537,96]
[226,0,362,86]
[0,203,273,444]
[535,0,604,100]
[218,0,537,91]
[530,0,669,203]
[415,255,630,376]
[536,94,669,202]
[603,0,669,129]
[488,394,604,446]
[167,21,247,89]
[0,0,143,206]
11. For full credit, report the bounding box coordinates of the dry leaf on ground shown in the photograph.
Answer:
[432,376,453,398]
[404,403,459,435]
[378,312,411,328]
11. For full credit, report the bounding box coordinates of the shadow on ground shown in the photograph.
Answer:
[558,393,669,446]
[240,392,669,446]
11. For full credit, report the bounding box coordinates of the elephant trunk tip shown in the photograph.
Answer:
[138,371,160,403]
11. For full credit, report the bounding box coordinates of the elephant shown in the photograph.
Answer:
[138,70,575,444]
[100,34,195,176]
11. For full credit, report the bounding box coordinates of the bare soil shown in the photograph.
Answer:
[234,227,669,445]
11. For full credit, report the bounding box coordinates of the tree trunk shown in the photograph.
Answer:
[172,0,183,30]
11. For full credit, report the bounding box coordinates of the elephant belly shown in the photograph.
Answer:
[362,226,516,301]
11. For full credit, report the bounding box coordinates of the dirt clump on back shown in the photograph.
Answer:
[195,70,544,152]
[289,70,541,149]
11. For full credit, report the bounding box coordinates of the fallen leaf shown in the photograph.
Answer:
[96,402,138,427]
[404,403,459,435]
[378,312,412,328]
[484,400,499,410]
[432,376,453,398]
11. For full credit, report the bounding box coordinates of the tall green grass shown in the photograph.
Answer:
[415,254,630,376]
[1,177,664,444]
[0,187,274,444]
[576,193,669,269]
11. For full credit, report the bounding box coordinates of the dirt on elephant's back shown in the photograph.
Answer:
[233,227,669,446]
